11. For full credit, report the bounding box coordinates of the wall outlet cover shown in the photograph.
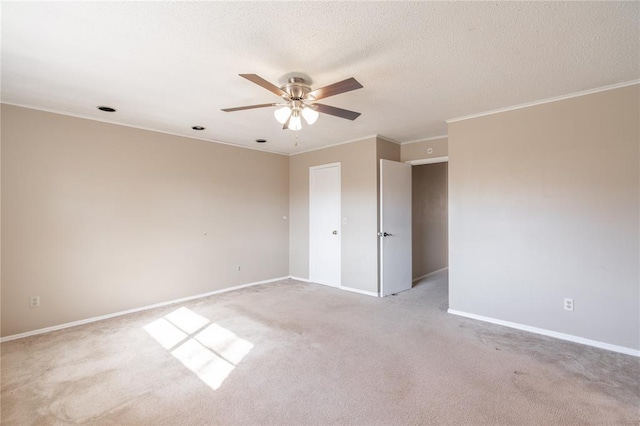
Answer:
[29,296,40,309]
[564,298,574,311]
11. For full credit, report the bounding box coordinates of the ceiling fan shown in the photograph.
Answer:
[222,74,363,130]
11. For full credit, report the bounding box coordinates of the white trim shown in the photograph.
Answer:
[290,276,379,297]
[447,309,640,357]
[412,266,449,282]
[289,276,311,283]
[310,280,341,289]
[340,286,380,298]
[401,135,448,145]
[408,156,449,166]
[2,102,290,156]
[290,134,402,156]
[0,277,289,343]
[446,80,640,124]
[290,134,379,156]
[309,162,341,171]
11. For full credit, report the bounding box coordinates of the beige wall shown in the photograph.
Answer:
[376,138,402,225]
[377,138,401,164]
[448,85,639,350]
[289,137,403,295]
[376,138,402,205]
[401,137,448,162]
[412,163,448,279]
[376,138,402,215]
[1,105,289,337]
[289,138,379,293]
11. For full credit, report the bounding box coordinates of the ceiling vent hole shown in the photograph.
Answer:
[255,139,267,143]
[97,106,116,112]
[192,126,205,131]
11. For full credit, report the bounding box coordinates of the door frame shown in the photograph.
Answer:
[407,156,448,166]
[309,162,342,288]
[405,155,449,283]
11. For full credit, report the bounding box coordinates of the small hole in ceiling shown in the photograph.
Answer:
[255,139,267,143]
[97,106,116,112]
[192,126,205,131]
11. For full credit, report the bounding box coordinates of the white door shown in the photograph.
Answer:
[380,159,412,296]
[309,163,341,287]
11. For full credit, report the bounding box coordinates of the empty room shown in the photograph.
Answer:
[1,2,638,424]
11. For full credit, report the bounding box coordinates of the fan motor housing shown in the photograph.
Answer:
[282,77,311,100]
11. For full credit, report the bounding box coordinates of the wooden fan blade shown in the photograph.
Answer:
[239,74,288,97]
[282,115,291,130]
[221,103,277,112]
[314,103,361,120]
[306,77,363,100]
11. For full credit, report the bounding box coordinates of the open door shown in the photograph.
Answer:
[380,159,412,296]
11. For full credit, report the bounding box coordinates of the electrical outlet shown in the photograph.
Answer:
[236,265,241,272]
[29,296,40,309]
[564,298,574,311]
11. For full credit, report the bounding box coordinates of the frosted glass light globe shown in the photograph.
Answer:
[274,106,292,124]
[302,107,319,125]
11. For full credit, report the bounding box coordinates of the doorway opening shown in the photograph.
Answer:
[411,158,449,289]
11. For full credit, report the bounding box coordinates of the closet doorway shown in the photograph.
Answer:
[412,160,448,282]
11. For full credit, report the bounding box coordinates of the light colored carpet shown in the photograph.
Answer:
[1,271,639,424]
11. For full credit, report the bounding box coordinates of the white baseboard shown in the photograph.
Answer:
[289,276,311,283]
[340,286,379,297]
[290,276,379,297]
[0,276,289,343]
[413,267,449,282]
[447,309,640,357]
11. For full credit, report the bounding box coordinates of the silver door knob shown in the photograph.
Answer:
[332,230,338,235]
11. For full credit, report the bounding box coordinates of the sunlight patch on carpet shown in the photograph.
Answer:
[143,307,253,390]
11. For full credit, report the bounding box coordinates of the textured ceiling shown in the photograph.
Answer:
[2,2,638,155]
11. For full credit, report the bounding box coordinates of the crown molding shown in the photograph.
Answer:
[446,80,640,124]
[401,134,448,145]
[376,134,402,145]
[289,134,379,156]
[1,102,290,156]
[290,134,406,156]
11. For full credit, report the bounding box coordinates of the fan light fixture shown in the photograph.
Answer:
[301,107,319,125]
[274,106,291,124]
[222,74,363,132]
[274,105,318,129]
[289,111,302,131]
